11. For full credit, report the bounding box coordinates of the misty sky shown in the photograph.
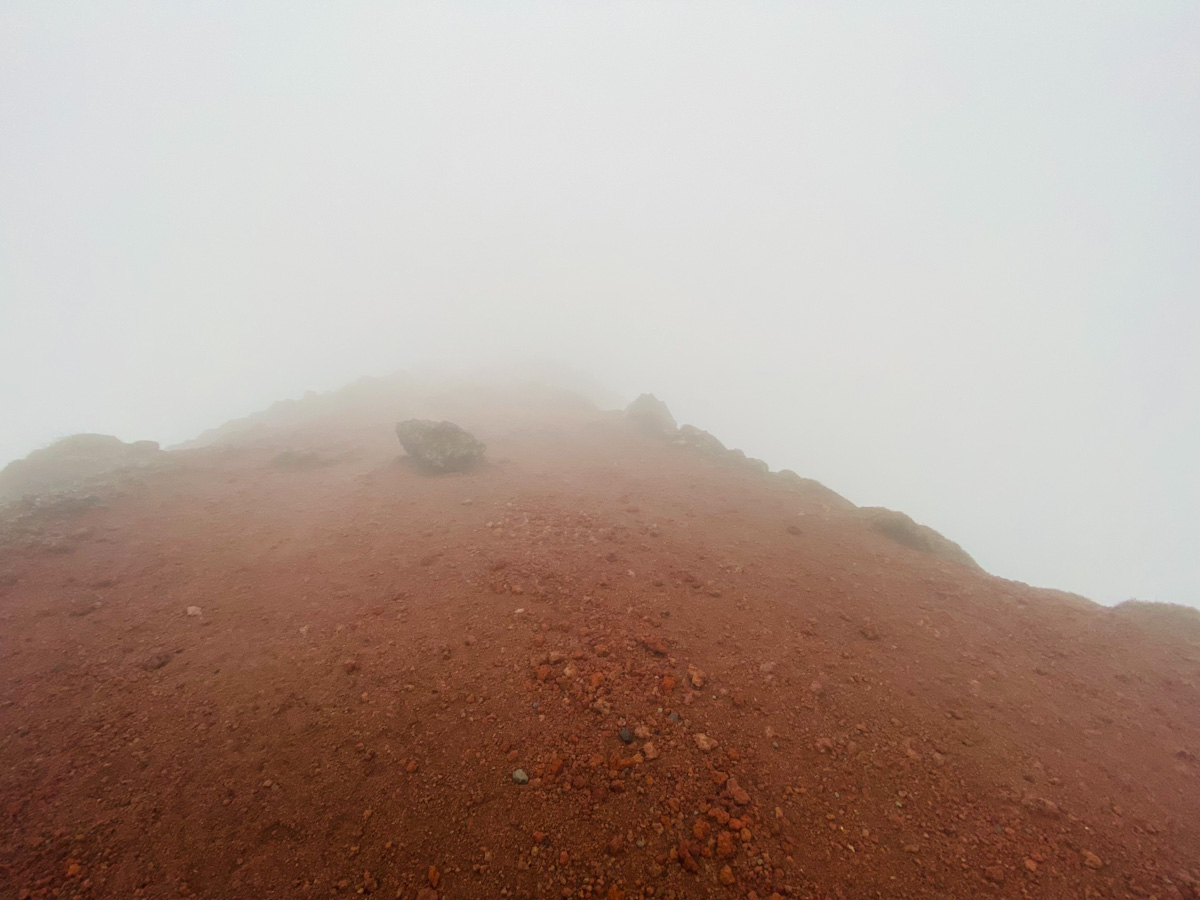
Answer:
[2,3,1198,608]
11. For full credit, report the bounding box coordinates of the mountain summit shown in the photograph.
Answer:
[1,379,1197,900]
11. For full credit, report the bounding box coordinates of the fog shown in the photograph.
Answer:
[2,3,1197,607]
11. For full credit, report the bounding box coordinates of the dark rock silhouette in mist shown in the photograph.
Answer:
[625,393,678,438]
[395,419,486,473]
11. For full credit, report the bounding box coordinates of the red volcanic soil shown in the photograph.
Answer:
[1,385,1199,900]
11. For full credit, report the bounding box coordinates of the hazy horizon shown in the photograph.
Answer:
[2,2,1198,609]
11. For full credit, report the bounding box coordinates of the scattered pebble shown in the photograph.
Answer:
[512,769,529,785]
[186,606,202,617]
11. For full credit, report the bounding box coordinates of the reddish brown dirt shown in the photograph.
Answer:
[2,392,1199,900]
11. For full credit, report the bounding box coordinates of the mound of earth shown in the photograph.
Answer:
[0,433,162,505]
[0,383,1197,900]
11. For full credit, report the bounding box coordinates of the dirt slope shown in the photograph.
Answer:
[1,387,1198,900]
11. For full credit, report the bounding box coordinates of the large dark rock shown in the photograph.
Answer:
[395,420,485,473]
[625,394,678,438]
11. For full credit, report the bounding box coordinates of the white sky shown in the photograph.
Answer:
[2,2,1197,607]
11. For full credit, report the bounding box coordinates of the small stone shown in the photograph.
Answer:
[186,606,202,617]
[641,636,668,655]
[512,769,529,785]
[719,865,735,885]
[726,777,750,806]
[608,834,624,855]
[428,866,440,888]
[618,727,633,744]
[983,865,1006,884]
[694,733,718,752]
[687,665,706,689]
[668,711,681,723]
[677,843,699,872]
[343,658,360,674]
[643,742,659,760]
[1082,850,1103,869]
[717,831,737,858]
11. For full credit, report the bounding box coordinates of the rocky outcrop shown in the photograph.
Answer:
[858,507,980,570]
[395,420,485,473]
[725,448,769,473]
[0,434,161,504]
[625,394,678,438]
[675,424,727,458]
[674,424,768,473]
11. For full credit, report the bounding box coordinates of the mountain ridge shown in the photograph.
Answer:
[1,379,1197,900]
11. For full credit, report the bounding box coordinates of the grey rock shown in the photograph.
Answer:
[395,420,486,473]
[618,727,632,744]
[512,768,529,785]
